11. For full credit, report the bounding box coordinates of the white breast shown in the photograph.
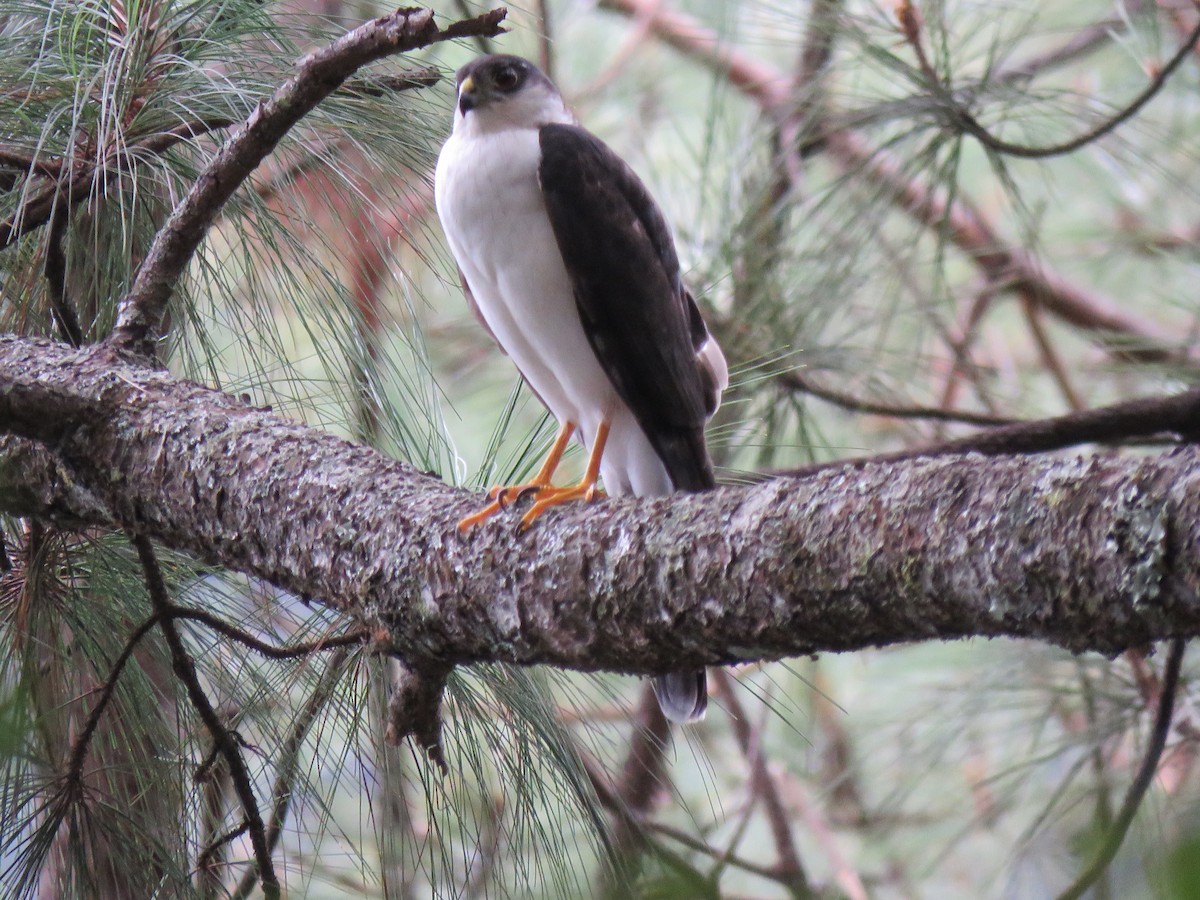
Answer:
[436,126,674,497]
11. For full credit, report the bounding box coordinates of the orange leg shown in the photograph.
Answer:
[517,419,609,531]
[457,421,576,532]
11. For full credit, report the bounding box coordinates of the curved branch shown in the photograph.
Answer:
[955,17,1200,160]
[110,6,509,355]
[1055,637,1185,900]
[2,336,1200,677]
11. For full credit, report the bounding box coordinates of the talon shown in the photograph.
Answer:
[513,484,541,502]
[516,421,610,531]
[457,499,505,532]
[458,421,578,533]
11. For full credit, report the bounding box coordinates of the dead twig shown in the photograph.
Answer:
[779,382,1200,476]
[1056,638,1186,900]
[711,671,813,897]
[130,534,280,899]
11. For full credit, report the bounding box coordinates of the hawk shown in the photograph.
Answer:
[434,54,727,723]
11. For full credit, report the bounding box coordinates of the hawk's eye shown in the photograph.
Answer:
[493,65,520,91]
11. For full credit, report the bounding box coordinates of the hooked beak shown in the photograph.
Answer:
[458,75,478,115]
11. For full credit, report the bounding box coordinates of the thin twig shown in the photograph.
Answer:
[824,128,1186,361]
[130,534,280,899]
[993,12,1134,84]
[602,686,673,895]
[579,749,799,888]
[463,795,505,898]
[711,671,813,897]
[196,750,234,899]
[340,67,441,97]
[778,368,1017,426]
[63,614,162,792]
[1055,637,1186,900]
[596,0,1191,363]
[778,382,1200,477]
[936,279,1003,435]
[1021,298,1084,412]
[230,649,349,900]
[953,16,1200,159]
[196,820,246,892]
[1079,666,1115,900]
[534,0,554,79]
[171,604,370,659]
[109,7,508,356]
[644,816,805,886]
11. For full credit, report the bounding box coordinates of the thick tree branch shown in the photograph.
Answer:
[110,6,508,355]
[2,336,1199,676]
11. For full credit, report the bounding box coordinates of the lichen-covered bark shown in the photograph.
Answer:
[2,335,1198,675]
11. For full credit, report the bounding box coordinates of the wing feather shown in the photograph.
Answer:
[537,124,722,492]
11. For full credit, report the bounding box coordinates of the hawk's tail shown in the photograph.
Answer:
[652,670,708,723]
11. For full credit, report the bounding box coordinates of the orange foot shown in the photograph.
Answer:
[516,480,606,531]
[457,482,548,532]
[457,420,611,533]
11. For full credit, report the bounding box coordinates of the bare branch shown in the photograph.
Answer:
[230,649,349,900]
[603,688,672,892]
[170,605,370,659]
[994,9,1140,84]
[63,615,162,796]
[711,672,812,895]
[1056,637,1185,900]
[131,534,279,898]
[777,368,1018,427]
[109,7,509,356]
[952,17,1200,159]
[340,66,441,97]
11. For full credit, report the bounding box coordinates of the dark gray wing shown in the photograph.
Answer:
[538,123,716,492]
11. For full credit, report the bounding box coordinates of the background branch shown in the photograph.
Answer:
[598,0,1193,363]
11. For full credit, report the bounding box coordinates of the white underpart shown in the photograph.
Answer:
[436,91,674,497]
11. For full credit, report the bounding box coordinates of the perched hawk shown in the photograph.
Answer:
[435,55,727,723]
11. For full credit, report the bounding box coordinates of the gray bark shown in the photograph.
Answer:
[2,334,1198,676]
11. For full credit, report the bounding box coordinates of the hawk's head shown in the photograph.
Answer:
[452,55,572,133]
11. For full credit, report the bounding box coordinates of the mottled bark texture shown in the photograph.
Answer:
[2,335,1199,675]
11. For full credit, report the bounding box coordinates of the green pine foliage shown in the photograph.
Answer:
[2,0,1199,896]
